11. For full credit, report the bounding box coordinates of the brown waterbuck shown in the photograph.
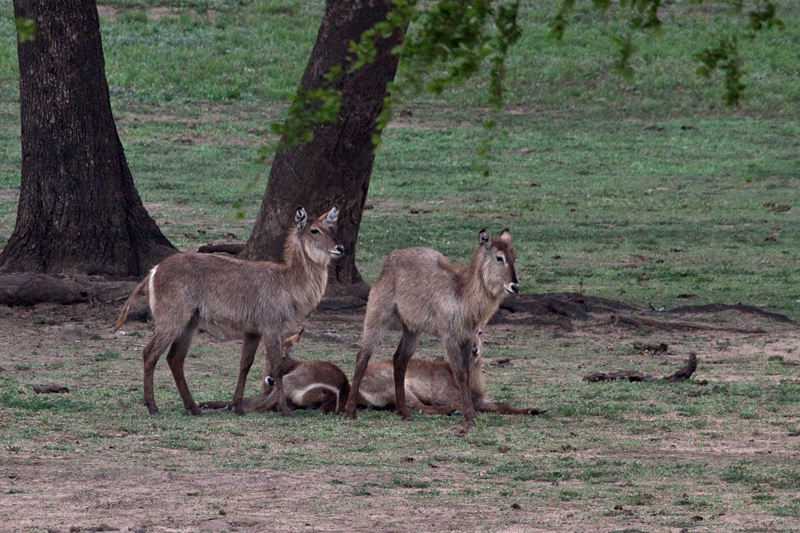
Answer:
[344,229,519,428]
[199,330,350,414]
[115,206,343,417]
[357,330,544,416]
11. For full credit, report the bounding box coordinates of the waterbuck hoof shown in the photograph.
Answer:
[529,408,548,416]
[189,406,203,416]
[147,406,160,415]
[345,408,357,420]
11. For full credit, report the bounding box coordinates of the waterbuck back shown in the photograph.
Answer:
[345,228,519,430]
[116,206,343,417]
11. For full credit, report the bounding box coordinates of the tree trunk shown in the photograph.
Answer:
[242,0,407,290]
[1,0,176,278]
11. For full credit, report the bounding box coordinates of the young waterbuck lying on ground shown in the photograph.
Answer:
[200,330,350,413]
[115,206,343,417]
[357,330,544,416]
[344,229,519,428]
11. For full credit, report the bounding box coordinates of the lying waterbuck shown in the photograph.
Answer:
[344,229,519,428]
[115,206,343,417]
[199,330,350,413]
[357,330,544,416]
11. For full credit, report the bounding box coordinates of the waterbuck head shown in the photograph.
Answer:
[478,228,519,296]
[471,330,482,358]
[264,330,303,389]
[295,206,345,264]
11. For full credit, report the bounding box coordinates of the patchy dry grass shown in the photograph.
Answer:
[1,301,799,532]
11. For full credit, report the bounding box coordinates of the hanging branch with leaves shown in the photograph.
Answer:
[551,0,784,106]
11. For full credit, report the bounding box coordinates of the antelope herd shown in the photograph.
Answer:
[116,206,542,432]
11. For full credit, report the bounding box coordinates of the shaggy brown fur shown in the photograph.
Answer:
[357,331,544,416]
[345,229,519,428]
[116,207,343,417]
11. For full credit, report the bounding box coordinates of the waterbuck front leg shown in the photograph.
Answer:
[262,335,292,417]
[166,323,201,416]
[392,327,420,421]
[445,335,477,428]
[232,333,261,416]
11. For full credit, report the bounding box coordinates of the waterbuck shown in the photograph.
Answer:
[115,206,343,417]
[344,229,519,428]
[357,330,544,416]
[199,330,350,414]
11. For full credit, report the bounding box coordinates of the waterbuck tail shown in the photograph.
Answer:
[114,275,150,330]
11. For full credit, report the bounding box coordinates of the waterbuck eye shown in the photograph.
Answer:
[496,255,504,263]
[310,228,320,234]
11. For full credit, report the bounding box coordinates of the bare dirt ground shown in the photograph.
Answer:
[1,297,798,533]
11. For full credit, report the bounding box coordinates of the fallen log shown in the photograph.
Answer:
[0,273,139,306]
[583,353,698,383]
[611,314,764,334]
[29,383,70,394]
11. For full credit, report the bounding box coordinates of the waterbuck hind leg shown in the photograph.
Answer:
[445,337,477,428]
[317,392,339,413]
[407,395,456,416]
[166,325,201,415]
[392,328,420,421]
[142,331,175,415]
[476,399,547,415]
[346,281,394,420]
[250,390,282,413]
[232,333,261,416]
[345,347,373,419]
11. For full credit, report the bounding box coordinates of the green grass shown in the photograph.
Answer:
[0,3,799,529]
[4,0,795,315]
[1,312,799,531]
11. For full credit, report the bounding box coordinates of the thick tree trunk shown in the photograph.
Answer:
[242,0,407,289]
[1,0,176,278]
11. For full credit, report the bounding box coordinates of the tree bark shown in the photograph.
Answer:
[1,0,176,278]
[242,0,408,289]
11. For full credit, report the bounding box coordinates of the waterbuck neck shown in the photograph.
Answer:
[281,228,330,316]
[469,356,487,398]
[459,249,504,328]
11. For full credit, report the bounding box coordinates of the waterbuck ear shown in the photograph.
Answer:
[283,331,302,350]
[478,229,491,248]
[295,206,308,230]
[323,206,339,228]
[498,228,512,244]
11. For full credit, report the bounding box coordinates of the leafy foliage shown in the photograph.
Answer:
[397,0,522,109]
[14,17,36,43]
[549,0,784,106]
[694,35,746,107]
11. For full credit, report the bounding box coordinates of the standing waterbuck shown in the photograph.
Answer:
[344,229,519,428]
[115,206,343,417]
[199,330,350,414]
[357,330,545,416]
